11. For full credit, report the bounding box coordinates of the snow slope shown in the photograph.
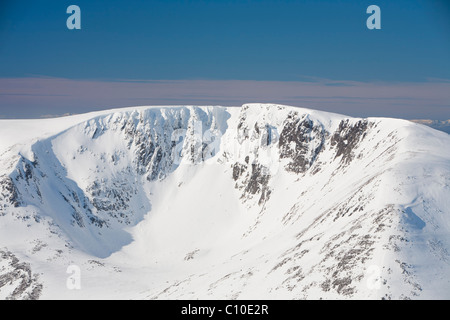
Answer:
[0,103,449,300]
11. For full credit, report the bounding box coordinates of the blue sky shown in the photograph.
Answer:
[0,0,449,119]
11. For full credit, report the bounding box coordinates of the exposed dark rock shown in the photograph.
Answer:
[245,164,271,205]
[0,249,43,300]
[232,161,271,205]
[279,113,325,174]
[331,119,372,165]
[232,163,246,181]
[0,175,21,208]
[87,178,137,225]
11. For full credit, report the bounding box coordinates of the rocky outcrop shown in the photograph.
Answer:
[278,112,326,174]
[331,119,372,165]
[0,249,43,300]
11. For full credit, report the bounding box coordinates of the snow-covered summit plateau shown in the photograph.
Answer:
[0,103,449,299]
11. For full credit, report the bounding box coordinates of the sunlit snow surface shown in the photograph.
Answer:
[0,104,449,299]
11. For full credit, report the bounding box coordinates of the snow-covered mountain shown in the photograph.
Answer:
[0,103,449,300]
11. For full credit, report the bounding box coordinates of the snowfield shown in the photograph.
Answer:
[0,103,449,300]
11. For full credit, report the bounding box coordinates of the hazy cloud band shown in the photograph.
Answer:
[0,77,449,120]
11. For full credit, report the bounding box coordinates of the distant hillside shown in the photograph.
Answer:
[410,119,450,134]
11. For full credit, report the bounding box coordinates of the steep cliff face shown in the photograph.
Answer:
[0,104,449,299]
